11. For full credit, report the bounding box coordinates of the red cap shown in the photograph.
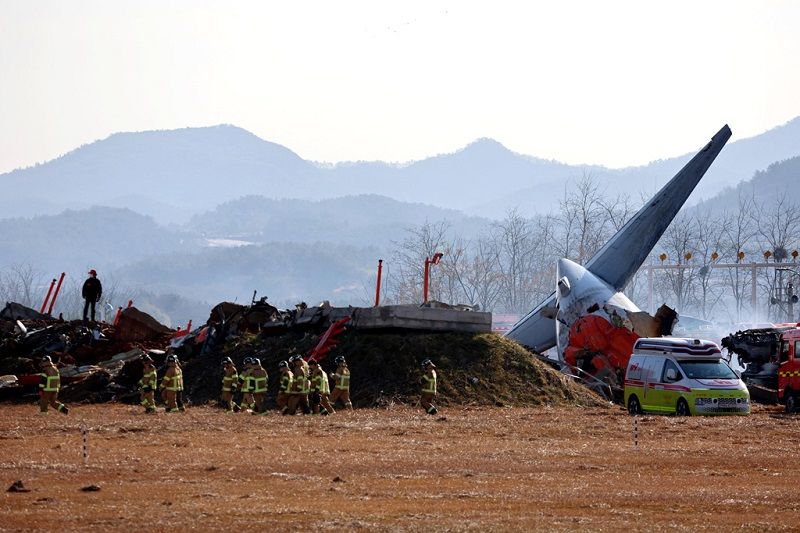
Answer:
[88,269,97,276]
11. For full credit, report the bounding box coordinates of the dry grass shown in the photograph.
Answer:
[1,403,799,531]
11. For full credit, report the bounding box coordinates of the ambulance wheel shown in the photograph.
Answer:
[785,390,797,414]
[676,398,691,416]
[627,395,642,415]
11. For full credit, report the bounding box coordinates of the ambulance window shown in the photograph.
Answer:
[794,341,800,362]
[646,358,664,382]
[662,360,681,382]
[627,359,643,380]
[780,341,790,364]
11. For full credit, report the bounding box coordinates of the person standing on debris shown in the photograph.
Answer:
[238,357,255,412]
[250,358,268,415]
[276,360,293,415]
[139,355,158,413]
[287,355,311,415]
[309,359,334,415]
[330,356,353,410]
[81,269,103,322]
[420,359,438,415]
[160,355,184,412]
[38,355,69,415]
[220,357,239,412]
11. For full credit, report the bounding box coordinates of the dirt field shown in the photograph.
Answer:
[2,403,799,531]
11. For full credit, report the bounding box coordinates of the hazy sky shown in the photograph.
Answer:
[2,1,799,174]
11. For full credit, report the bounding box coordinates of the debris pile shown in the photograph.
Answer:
[1,298,604,409]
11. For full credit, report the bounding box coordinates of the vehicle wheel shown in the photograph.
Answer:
[676,398,691,416]
[627,395,642,415]
[786,391,797,414]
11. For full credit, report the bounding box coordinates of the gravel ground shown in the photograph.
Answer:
[1,403,799,531]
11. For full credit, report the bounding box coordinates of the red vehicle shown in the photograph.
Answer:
[721,324,800,412]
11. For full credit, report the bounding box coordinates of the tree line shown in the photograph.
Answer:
[382,174,800,325]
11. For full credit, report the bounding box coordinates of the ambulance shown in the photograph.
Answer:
[624,337,750,416]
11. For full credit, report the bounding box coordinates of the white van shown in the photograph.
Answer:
[624,337,750,416]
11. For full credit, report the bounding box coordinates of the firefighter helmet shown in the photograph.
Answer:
[335,355,346,365]
[278,360,288,369]
[421,359,435,368]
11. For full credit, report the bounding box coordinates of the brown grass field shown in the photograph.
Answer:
[1,403,799,531]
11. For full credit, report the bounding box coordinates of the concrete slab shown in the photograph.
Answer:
[328,305,491,333]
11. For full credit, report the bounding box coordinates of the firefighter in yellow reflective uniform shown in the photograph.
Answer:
[38,355,68,415]
[220,357,239,412]
[276,360,293,415]
[420,359,438,415]
[287,355,311,415]
[309,359,334,415]
[238,357,255,412]
[139,355,158,413]
[160,355,184,412]
[250,358,268,415]
[330,356,353,410]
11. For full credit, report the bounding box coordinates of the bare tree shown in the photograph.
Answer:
[693,208,728,319]
[720,193,758,321]
[387,221,451,304]
[655,213,698,312]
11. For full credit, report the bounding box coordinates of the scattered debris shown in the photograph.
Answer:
[80,485,101,492]
[332,476,345,483]
[7,480,30,493]
[1,297,605,409]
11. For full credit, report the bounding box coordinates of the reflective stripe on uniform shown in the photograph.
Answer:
[280,373,293,393]
[335,371,350,390]
[253,377,267,393]
[165,369,184,391]
[139,369,157,389]
[422,372,437,394]
[42,373,60,392]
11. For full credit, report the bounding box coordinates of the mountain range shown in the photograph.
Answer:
[4,118,800,223]
[3,118,800,326]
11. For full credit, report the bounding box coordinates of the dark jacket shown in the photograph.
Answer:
[82,277,102,301]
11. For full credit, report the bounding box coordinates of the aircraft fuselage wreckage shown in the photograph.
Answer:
[506,125,732,398]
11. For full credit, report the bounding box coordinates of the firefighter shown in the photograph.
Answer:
[420,359,438,415]
[138,354,158,413]
[38,356,68,415]
[309,359,334,415]
[220,357,239,412]
[238,357,255,412]
[160,354,184,412]
[276,360,293,415]
[287,355,311,415]
[175,356,186,412]
[250,357,268,415]
[330,355,353,410]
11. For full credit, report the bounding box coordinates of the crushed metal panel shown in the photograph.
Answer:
[0,302,50,321]
[115,307,172,342]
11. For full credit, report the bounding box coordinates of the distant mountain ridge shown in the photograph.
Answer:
[3,118,800,222]
[189,194,489,246]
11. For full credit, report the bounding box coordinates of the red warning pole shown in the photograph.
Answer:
[423,257,430,304]
[375,259,383,307]
[47,273,65,316]
[40,278,56,314]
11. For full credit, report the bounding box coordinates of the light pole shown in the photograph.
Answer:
[423,252,443,304]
